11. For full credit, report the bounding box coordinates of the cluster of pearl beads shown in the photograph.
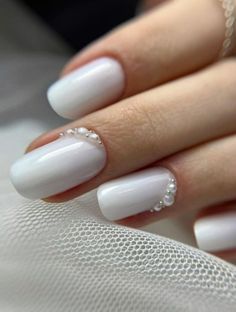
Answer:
[151,177,177,212]
[59,127,103,145]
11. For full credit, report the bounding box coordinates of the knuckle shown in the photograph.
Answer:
[117,96,169,155]
[86,95,168,157]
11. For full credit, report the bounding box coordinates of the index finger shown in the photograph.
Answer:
[48,0,228,119]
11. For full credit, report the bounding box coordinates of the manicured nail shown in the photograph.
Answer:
[194,212,236,252]
[10,128,106,199]
[47,57,125,119]
[97,167,177,221]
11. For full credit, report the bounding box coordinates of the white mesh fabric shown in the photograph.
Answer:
[0,190,236,312]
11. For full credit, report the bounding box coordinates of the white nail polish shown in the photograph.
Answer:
[194,212,236,252]
[97,167,177,221]
[10,128,106,199]
[47,57,125,119]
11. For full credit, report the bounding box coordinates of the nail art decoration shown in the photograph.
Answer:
[60,127,103,145]
[151,177,177,212]
[10,127,106,199]
[97,167,177,221]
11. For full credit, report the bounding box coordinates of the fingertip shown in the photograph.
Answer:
[194,210,236,253]
[47,57,125,120]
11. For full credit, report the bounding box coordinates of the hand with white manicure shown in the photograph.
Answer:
[10,0,236,261]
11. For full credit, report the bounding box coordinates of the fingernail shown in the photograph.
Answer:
[10,127,106,199]
[97,167,177,221]
[194,212,236,252]
[47,57,125,119]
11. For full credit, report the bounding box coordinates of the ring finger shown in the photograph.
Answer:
[97,133,236,257]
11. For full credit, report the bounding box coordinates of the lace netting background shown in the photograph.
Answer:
[0,191,236,312]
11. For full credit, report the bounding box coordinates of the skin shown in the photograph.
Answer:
[27,0,236,260]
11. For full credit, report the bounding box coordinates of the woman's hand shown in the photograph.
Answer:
[10,0,236,259]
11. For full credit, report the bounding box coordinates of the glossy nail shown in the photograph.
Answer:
[47,57,125,119]
[97,167,177,221]
[194,211,236,252]
[10,128,106,199]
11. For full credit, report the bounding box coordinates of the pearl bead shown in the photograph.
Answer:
[66,129,75,135]
[89,133,99,141]
[77,127,89,135]
[153,204,162,212]
[163,194,174,206]
[153,200,164,212]
[166,183,177,194]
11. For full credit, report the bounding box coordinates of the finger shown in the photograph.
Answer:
[98,134,236,227]
[194,204,236,259]
[10,60,236,200]
[48,0,227,119]
[139,0,168,11]
[144,0,167,7]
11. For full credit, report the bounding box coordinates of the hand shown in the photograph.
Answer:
[10,0,236,259]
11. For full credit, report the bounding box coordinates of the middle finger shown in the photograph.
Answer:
[10,60,236,200]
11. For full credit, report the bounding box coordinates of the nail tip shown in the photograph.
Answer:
[193,221,204,249]
[194,213,236,253]
[9,159,21,188]
[47,57,125,120]
[97,186,117,221]
[47,86,74,120]
[10,132,106,200]
[193,220,213,252]
[9,160,35,199]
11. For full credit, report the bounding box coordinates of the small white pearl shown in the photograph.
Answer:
[89,133,100,141]
[66,129,75,135]
[153,200,164,212]
[77,127,89,135]
[153,204,162,212]
[167,183,177,194]
[163,194,175,206]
